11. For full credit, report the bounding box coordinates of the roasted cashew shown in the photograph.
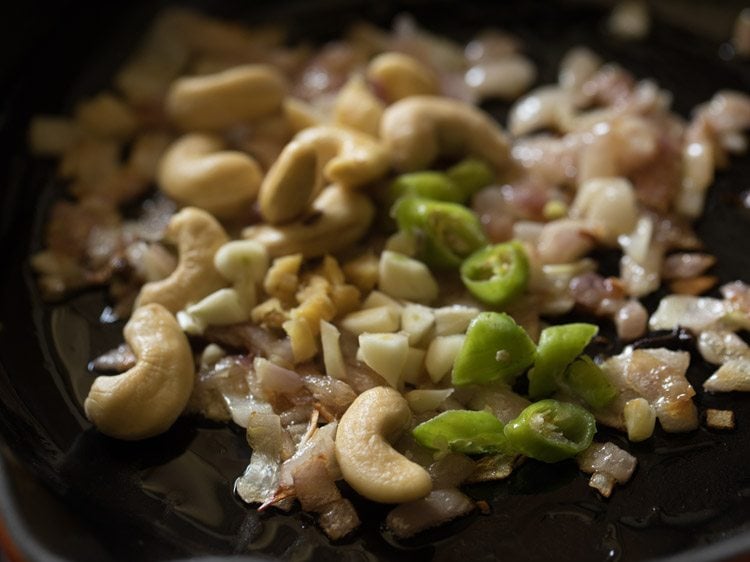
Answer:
[257,126,388,224]
[335,386,432,503]
[166,64,286,131]
[366,52,439,103]
[158,133,262,219]
[136,207,229,313]
[244,185,375,258]
[380,95,510,172]
[84,303,194,440]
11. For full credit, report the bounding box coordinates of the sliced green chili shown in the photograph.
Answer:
[412,410,508,454]
[446,157,495,200]
[392,196,488,268]
[460,241,529,306]
[528,323,598,399]
[452,311,536,386]
[504,399,596,463]
[563,355,618,410]
[388,171,465,204]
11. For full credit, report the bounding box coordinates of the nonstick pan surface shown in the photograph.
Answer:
[1,1,750,561]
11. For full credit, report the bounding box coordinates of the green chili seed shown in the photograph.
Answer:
[388,171,465,204]
[563,355,618,409]
[446,157,495,199]
[504,399,596,463]
[412,410,508,454]
[392,196,488,268]
[528,323,599,399]
[452,311,536,386]
[460,241,529,306]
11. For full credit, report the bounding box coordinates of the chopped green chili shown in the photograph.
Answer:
[528,323,598,399]
[392,196,488,268]
[452,312,536,386]
[412,410,508,454]
[388,171,465,204]
[504,399,596,463]
[563,355,618,409]
[446,157,495,199]
[460,241,529,306]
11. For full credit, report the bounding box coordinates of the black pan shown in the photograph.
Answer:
[1,1,750,560]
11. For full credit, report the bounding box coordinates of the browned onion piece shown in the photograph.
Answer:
[386,489,475,539]
[427,453,476,489]
[600,348,698,432]
[91,343,136,373]
[661,252,716,280]
[614,299,648,342]
[318,498,361,541]
[301,374,357,419]
[205,322,294,365]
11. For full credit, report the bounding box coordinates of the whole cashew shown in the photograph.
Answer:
[84,303,194,440]
[366,52,439,103]
[136,207,229,313]
[158,133,262,219]
[380,95,510,172]
[257,125,388,224]
[244,185,375,258]
[335,386,432,503]
[166,64,286,131]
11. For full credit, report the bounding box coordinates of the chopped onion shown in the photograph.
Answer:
[649,295,727,332]
[697,330,750,365]
[577,442,637,497]
[236,412,283,504]
[704,359,750,392]
[386,489,475,539]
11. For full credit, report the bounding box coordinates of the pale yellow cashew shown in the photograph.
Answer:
[84,303,194,440]
[333,74,385,137]
[244,185,375,258]
[366,52,439,103]
[380,95,510,172]
[335,386,432,503]
[136,207,229,313]
[158,133,262,219]
[166,64,286,131]
[257,125,388,224]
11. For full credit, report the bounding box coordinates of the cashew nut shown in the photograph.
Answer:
[166,64,286,131]
[333,74,384,137]
[244,184,375,258]
[380,95,510,172]
[84,303,194,440]
[366,52,439,103]
[335,386,432,503]
[158,133,262,219]
[178,239,269,333]
[257,126,387,224]
[136,207,229,313]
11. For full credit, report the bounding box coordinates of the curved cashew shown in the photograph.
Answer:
[244,185,375,258]
[158,133,262,219]
[380,95,510,172]
[258,125,388,224]
[366,52,439,103]
[136,207,229,313]
[335,386,432,503]
[333,74,385,137]
[166,64,286,131]
[84,303,194,440]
